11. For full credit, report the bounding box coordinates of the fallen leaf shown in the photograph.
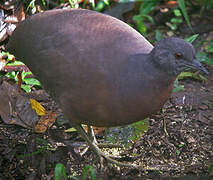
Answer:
[34,112,57,133]
[30,98,46,116]
[0,80,39,128]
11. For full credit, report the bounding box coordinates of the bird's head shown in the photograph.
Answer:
[151,37,208,76]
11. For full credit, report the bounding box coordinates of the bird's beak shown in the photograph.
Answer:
[191,59,209,74]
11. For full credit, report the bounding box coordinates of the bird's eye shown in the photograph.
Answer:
[175,53,183,59]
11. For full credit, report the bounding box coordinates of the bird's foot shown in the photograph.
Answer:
[75,124,139,168]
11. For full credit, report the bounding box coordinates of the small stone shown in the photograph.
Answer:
[187,136,196,143]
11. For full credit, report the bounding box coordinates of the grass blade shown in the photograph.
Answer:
[177,0,193,31]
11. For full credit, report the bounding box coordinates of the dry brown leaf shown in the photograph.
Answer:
[0,80,39,128]
[34,112,57,133]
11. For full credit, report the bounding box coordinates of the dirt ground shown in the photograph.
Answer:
[0,4,213,180]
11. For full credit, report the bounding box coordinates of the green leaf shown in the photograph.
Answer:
[173,79,184,92]
[139,0,157,15]
[185,34,199,43]
[27,0,36,11]
[6,60,25,66]
[177,0,193,31]
[5,53,15,61]
[65,127,77,133]
[197,51,213,66]
[133,15,147,35]
[21,85,32,93]
[173,9,182,17]
[54,163,68,180]
[95,1,108,12]
[173,86,184,93]
[68,0,75,8]
[178,72,207,82]
[82,0,88,8]
[41,0,46,6]
[198,74,208,82]
[103,0,109,5]
[170,23,177,30]
[176,150,181,155]
[171,18,183,23]
[142,14,155,24]
[21,71,32,79]
[82,165,96,180]
[172,78,184,93]
[22,78,41,86]
[205,41,213,52]
[5,71,16,79]
[178,144,184,147]
[16,138,47,158]
[91,0,96,9]
[209,164,213,173]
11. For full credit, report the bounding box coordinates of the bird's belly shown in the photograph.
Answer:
[60,81,174,127]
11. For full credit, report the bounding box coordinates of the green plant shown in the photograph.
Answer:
[26,0,110,13]
[0,51,41,92]
[54,164,68,180]
[133,0,157,36]
[173,79,184,92]
[176,149,181,155]
[94,0,109,11]
[197,51,213,66]
[4,59,41,92]
[177,0,193,30]
[205,41,213,53]
[54,164,97,180]
[167,8,183,31]
[195,40,213,66]
[209,163,213,173]
[16,138,47,159]
[185,34,199,43]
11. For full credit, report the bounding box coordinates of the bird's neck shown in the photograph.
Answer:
[140,53,176,80]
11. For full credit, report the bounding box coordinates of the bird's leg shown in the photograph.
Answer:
[79,125,96,156]
[163,117,168,136]
[80,125,122,157]
[87,126,123,159]
[87,126,123,149]
[161,108,169,136]
[79,125,98,156]
[87,125,98,144]
[74,124,138,167]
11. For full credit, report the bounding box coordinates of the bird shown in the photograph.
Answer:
[6,8,208,166]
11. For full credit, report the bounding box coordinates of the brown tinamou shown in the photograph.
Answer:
[6,9,208,166]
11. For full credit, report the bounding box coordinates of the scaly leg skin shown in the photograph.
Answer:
[80,125,122,157]
[161,108,169,136]
[80,125,98,156]
[87,125,98,144]
[74,124,139,168]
